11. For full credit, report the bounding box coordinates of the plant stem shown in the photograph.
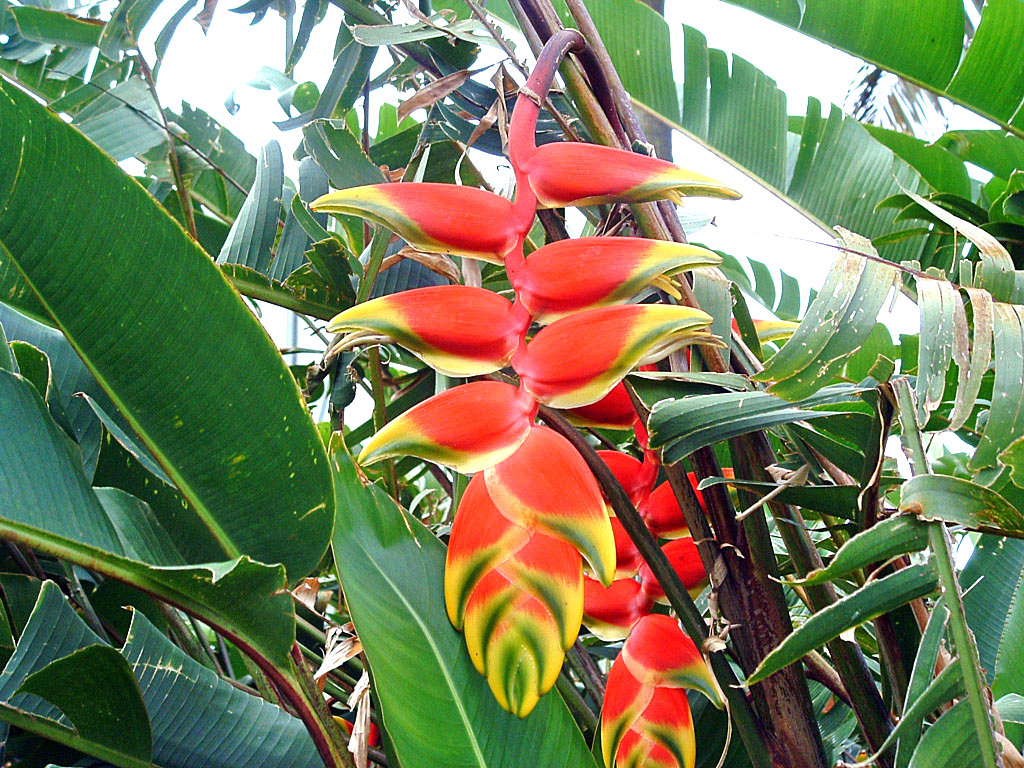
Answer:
[367,346,398,498]
[556,670,598,734]
[134,53,198,242]
[893,378,998,768]
[735,435,894,763]
[567,640,605,704]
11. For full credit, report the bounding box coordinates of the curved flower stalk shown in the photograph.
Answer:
[315,31,738,725]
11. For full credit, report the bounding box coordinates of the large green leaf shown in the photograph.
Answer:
[0,582,321,768]
[754,234,899,399]
[962,535,1024,698]
[0,302,118,479]
[721,0,1024,138]
[329,447,599,768]
[900,475,1024,539]
[897,602,950,768]
[0,80,332,580]
[646,383,862,464]
[0,369,298,666]
[908,699,987,768]
[794,515,930,587]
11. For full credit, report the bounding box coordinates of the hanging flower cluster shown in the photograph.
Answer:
[313,36,737,768]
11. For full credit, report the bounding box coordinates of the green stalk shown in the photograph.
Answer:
[555,671,597,735]
[893,378,997,768]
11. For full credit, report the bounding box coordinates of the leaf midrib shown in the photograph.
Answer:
[349,529,488,768]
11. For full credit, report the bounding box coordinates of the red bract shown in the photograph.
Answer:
[485,426,616,585]
[516,238,721,322]
[638,537,708,604]
[358,381,536,473]
[601,615,721,768]
[643,481,692,540]
[311,183,518,263]
[566,382,639,430]
[582,576,652,641]
[520,142,742,208]
[318,37,737,724]
[447,474,584,717]
[328,286,525,376]
[514,304,713,408]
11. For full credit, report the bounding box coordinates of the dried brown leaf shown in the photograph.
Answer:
[397,69,471,124]
[381,247,462,284]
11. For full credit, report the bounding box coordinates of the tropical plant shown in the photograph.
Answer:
[1,1,1024,768]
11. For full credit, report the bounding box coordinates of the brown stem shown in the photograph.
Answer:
[737,435,895,764]
[567,640,606,703]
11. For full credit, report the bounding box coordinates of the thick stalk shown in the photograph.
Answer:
[737,435,894,763]
[893,379,999,768]
[567,640,606,704]
[556,670,598,734]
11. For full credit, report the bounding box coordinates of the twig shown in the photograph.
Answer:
[135,53,198,241]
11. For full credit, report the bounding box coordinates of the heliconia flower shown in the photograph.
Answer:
[310,183,518,264]
[358,381,536,473]
[638,537,708,604]
[514,304,714,409]
[326,286,524,376]
[565,382,638,430]
[514,238,722,322]
[582,576,652,641]
[518,142,741,209]
[601,614,720,768]
[445,473,531,629]
[642,481,691,540]
[461,530,583,717]
[603,681,695,768]
[485,426,617,586]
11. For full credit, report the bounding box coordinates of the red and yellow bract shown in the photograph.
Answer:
[328,286,525,376]
[515,238,721,322]
[311,183,518,263]
[601,615,723,768]
[320,33,736,749]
